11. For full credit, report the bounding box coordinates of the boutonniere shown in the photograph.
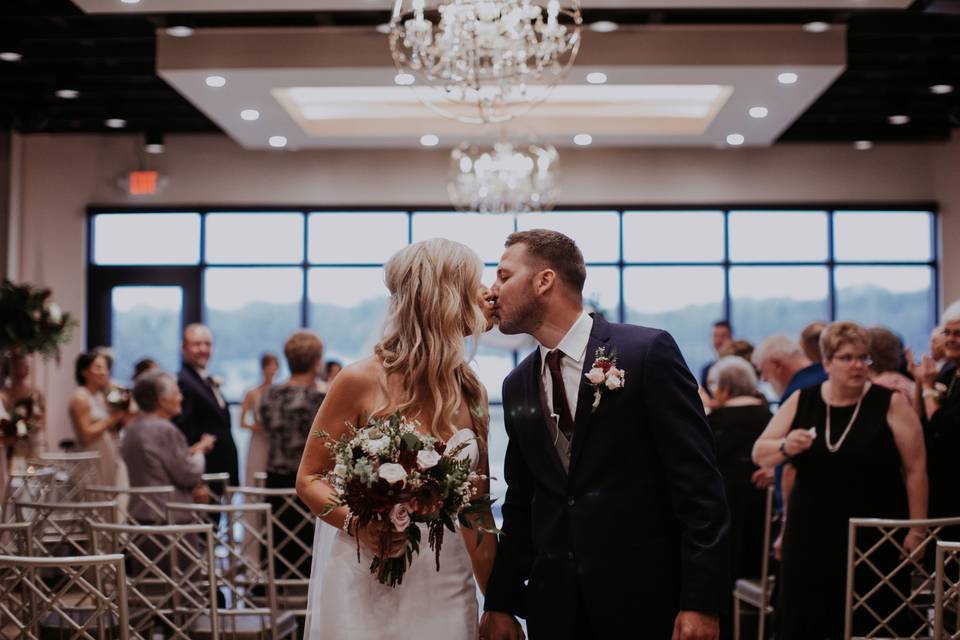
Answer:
[584,346,625,411]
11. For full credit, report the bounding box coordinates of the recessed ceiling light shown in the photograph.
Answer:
[121,0,141,4]
[55,89,79,99]
[0,52,22,62]
[165,26,194,38]
[778,72,799,85]
[803,21,830,33]
[268,135,288,148]
[589,21,619,33]
[205,75,227,88]
[241,109,261,121]
[586,72,607,85]
[105,118,127,129]
[853,140,873,151]
[420,134,440,147]
[573,133,593,146]
[888,114,910,125]
[748,106,769,119]
[930,84,954,95]
[375,23,392,35]
[394,73,415,86]
[726,133,745,146]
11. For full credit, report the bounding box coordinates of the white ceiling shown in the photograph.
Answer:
[73,0,912,12]
[157,25,846,150]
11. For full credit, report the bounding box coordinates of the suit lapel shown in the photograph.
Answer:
[184,366,228,419]
[569,316,611,473]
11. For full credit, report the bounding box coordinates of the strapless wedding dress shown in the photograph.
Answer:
[303,428,481,640]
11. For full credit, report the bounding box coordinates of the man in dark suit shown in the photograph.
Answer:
[173,323,238,494]
[480,230,730,640]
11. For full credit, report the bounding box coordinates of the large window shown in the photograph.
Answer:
[89,206,939,507]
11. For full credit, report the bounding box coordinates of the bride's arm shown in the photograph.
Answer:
[296,364,366,530]
[460,445,497,595]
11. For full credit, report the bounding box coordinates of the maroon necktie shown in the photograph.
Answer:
[545,350,575,442]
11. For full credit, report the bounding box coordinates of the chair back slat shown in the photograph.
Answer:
[934,541,960,640]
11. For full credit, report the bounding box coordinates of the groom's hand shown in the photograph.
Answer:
[479,611,524,640]
[671,610,719,640]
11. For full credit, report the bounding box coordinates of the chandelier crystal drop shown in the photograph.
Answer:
[448,139,560,213]
[389,0,582,124]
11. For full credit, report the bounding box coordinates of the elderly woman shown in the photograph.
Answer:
[868,326,916,410]
[121,369,215,523]
[259,330,326,577]
[706,356,772,640]
[753,321,927,640]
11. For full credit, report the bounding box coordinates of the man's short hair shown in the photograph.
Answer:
[800,321,827,363]
[943,300,960,325]
[713,320,732,333]
[505,229,586,298]
[752,334,803,369]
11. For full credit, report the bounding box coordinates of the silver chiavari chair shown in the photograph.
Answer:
[252,472,267,489]
[91,521,219,640]
[227,487,314,616]
[0,553,129,640]
[1,466,56,522]
[37,451,102,502]
[733,485,776,640]
[0,521,32,556]
[166,502,298,640]
[86,485,175,525]
[845,516,960,639]
[201,472,232,503]
[934,540,960,640]
[15,500,118,557]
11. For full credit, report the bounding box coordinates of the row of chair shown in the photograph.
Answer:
[733,486,960,639]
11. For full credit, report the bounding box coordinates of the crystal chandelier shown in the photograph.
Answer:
[389,0,582,124]
[448,138,560,213]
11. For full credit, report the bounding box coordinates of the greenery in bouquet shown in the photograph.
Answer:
[316,411,499,587]
[0,396,41,441]
[0,279,76,360]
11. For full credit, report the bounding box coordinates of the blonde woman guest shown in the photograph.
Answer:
[753,321,927,640]
[240,352,278,486]
[69,351,130,487]
[1,353,47,458]
[298,239,497,640]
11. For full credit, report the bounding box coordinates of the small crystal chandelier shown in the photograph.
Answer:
[389,0,582,124]
[448,138,560,213]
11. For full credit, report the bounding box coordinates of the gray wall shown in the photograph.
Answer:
[0,131,10,279]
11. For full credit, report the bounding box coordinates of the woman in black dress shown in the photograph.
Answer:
[706,355,773,639]
[752,321,927,640]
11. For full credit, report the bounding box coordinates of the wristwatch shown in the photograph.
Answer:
[779,438,790,458]
[921,387,940,399]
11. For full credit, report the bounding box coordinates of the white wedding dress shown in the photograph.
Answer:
[303,428,481,640]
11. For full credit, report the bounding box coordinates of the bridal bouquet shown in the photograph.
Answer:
[317,412,497,587]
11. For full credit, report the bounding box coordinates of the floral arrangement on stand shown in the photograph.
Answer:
[0,279,76,360]
[0,396,42,442]
[317,412,498,587]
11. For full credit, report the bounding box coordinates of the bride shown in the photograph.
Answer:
[296,238,498,639]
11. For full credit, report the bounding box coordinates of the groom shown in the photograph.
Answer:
[481,230,730,640]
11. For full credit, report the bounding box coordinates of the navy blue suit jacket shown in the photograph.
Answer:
[172,366,238,487]
[484,315,730,639]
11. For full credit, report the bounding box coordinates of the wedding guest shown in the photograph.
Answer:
[259,330,325,577]
[173,324,238,494]
[916,300,960,519]
[68,351,130,486]
[122,370,216,523]
[705,356,772,640]
[753,321,927,639]
[324,360,342,385]
[869,326,916,410]
[930,325,949,373]
[239,352,278,486]
[800,321,827,366]
[753,334,826,404]
[718,339,755,364]
[700,320,733,387]
[133,357,159,380]
[1,352,47,457]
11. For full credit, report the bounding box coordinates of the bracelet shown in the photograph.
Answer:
[921,388,941,399]
[342,511,356,537]
[778,438,791,458]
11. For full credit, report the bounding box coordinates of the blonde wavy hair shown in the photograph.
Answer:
[374,238,489,450]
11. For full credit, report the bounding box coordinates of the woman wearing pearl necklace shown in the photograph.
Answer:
[752,321,927,640]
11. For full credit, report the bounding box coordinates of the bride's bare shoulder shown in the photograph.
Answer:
[326,357,383,398]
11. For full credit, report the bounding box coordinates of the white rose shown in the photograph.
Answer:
[16,422,28,438]
[416,449,441,471]
[605,374,622,390]
[364,437,391,457]
[378,463,408,485]
[47,303,63,324]
[585,368,605,385]
[106,389,123,404]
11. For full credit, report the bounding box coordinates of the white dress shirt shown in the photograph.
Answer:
[538,311,594,421]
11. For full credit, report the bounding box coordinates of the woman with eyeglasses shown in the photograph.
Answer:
[752,321,927,640]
